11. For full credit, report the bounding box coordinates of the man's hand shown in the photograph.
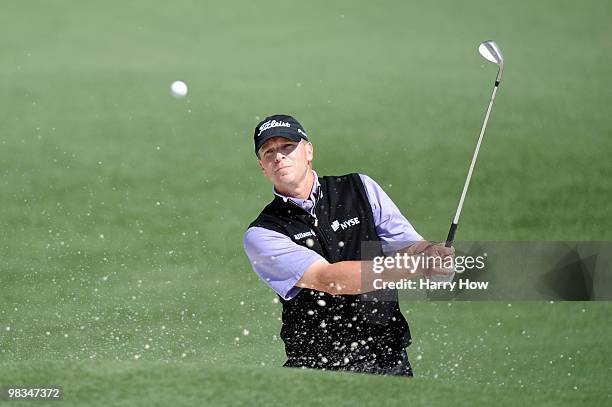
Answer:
[403,240,455,278]
[422,242,455,279]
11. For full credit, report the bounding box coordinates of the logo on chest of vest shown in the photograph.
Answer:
[330,217,360,232]
[294,230,316,240]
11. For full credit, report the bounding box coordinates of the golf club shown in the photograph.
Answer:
[445,40,504,247]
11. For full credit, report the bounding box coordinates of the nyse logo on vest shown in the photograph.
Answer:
[331,217,360,232]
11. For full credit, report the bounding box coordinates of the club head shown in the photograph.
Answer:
[478,40,504,83]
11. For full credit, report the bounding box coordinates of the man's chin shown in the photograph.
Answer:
[275,173,294,183]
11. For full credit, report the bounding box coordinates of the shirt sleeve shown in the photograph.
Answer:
[243,226,327,300]
[359,174,424,255]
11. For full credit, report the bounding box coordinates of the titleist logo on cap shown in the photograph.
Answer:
[257,120,291,136]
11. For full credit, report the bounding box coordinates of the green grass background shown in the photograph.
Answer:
[1,0,611,405]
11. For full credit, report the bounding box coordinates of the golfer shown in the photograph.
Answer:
[243,114,453,376]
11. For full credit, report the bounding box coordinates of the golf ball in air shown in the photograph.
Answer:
[170,81,188,98]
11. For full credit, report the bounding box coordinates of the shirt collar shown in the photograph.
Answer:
[273,170,320,204]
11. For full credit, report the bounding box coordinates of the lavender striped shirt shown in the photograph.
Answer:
[243,172,423,300]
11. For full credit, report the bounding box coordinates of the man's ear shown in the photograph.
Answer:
[257,159,265,173]
[305,141,314,163]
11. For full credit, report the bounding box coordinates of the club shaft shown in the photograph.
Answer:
[445,79,500,247]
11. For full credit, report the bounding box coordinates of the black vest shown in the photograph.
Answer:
[249,173,410,369]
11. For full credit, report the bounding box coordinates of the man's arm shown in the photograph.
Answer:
[359,174,423,255]
[243,226,326,300]
[296,259,370,295]
[297,240,454,295]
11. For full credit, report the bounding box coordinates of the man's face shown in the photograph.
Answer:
[257,137,313,188]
